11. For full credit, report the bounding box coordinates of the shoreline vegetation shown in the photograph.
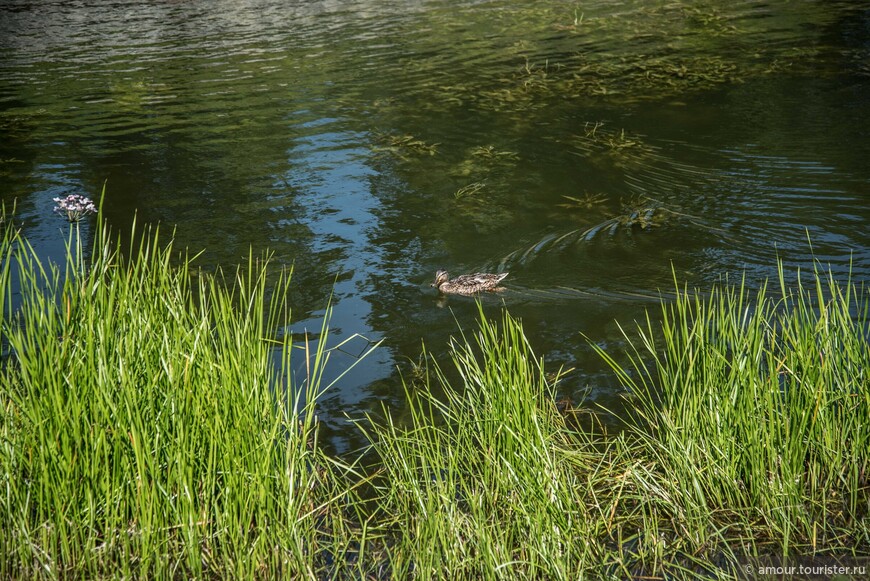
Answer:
[1,211,867,579]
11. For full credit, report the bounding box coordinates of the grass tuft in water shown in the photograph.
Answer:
[0,208,369,578]
[357,305,634,578]
[592,261,870,557]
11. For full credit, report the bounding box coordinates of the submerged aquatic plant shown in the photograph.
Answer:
[53,193,97,222]
[502,196,721,268]
[469,145,519,161]
[450,145,519,182]
[557,192,608,211]
[372,132,439,159]
[453,181,487,200]
[568,123,659,170]
[576,197,717,239]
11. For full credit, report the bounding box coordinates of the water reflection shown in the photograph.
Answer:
[281,122,396,450]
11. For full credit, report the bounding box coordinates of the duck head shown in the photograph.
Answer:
[431,270,449,289]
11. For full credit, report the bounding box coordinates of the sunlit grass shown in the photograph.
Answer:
[592,261,870,557]
[1,202,866,578]
[354,271,868,577]
[356,306,633,578]
[0,208,371,578]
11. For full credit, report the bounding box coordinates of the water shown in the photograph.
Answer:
[2,0,868,451]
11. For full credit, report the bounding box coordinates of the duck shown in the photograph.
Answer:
[431,270,509,295]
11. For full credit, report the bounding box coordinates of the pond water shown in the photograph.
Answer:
[2,0,868,451]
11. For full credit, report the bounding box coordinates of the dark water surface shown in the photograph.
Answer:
[2,0,868,451]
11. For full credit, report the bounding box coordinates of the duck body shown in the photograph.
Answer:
[431,270,508,295]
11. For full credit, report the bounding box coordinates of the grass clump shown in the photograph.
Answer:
[593,262,870,559]
[358,306,637,579]
[0,209,366,578]
[358,260,868,578]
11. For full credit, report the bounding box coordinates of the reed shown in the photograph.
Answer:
[0,209,368,578]
[592,262,870,557]
[357,306,637,579]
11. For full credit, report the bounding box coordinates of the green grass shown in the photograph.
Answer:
[0,209,371,578]
[591,264,870,559]
[1,205,867,578]
[355,306,630,578]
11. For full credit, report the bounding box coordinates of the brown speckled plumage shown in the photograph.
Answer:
[431,270,508,295]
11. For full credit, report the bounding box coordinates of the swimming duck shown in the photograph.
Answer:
[431,270,509,295]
